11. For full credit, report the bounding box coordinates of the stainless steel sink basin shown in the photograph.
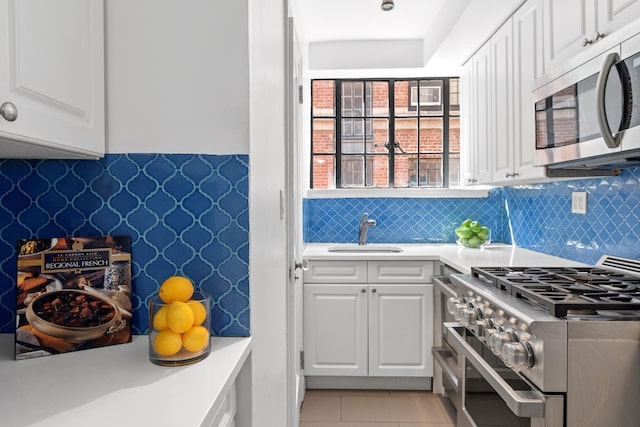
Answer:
[327,245,403,253]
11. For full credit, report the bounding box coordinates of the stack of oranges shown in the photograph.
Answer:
[151,276,209,357]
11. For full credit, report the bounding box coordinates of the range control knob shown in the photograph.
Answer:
[453,302,472,322]
[475,318,494,338]
[484,325,503,342]
[502,341,534,371]
[447,297,466,315]
[488,331,518,356]
[460,307,482,327]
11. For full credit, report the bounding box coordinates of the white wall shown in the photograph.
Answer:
[309,39,424,70]
[107,0,291,423]
[248,0,290,425]
[105,0,249,154]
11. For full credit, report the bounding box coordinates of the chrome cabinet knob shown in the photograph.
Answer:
[502,341,534,371]
[583,37,593,46]
[594,32,605,41]
[0,102,17,121]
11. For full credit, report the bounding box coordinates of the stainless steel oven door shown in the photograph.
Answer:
[444,323,564,427]
[432,343,461,412]
[432,274,459,399]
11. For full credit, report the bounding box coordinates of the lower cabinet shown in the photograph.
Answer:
[205,383,237,427]
[303,260,434,378]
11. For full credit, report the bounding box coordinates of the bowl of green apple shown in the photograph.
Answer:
[455,219,491,248]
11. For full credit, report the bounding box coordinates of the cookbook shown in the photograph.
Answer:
[15,236,133,359]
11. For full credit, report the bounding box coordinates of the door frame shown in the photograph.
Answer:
[285,15,305,427]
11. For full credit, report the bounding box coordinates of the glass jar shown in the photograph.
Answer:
[456,228,491,248]
[148,291,211,366]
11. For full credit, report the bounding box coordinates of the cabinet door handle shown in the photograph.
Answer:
[361,288,366,293]
[594,32,605,41]
[582,37,593,46]
[0,102,17,122]
[371,288,377,293]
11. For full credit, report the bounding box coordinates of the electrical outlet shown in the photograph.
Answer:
[571,192,587,214]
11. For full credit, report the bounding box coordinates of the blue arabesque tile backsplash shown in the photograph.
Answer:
[0,154,249,336]
[305,167,640,265]
[304,190,507,244]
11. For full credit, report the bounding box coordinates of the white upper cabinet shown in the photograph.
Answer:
[471,42,493,185]
[460,60,475,185]
[542,0,594,73]
[0,0,105,159]
[542,0,640,82]
[490,20,515,183]
[598,0,640,34]
[508,0,549,183]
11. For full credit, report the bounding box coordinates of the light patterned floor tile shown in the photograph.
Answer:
[300,394,341,422]
[340,394,450,423]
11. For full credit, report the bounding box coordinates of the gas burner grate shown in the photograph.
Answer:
[471,266,640,317]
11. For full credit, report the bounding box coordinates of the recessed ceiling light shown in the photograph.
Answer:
[381,0,394,12]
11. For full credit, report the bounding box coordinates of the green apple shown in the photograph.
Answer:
[458,227,473,239]
[469,221,482,233]
[477,226,490,239]
[468,236,483,248]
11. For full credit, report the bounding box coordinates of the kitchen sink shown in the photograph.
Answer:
[327,245,403,253]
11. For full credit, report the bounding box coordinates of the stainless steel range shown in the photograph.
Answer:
[445,255,640,427]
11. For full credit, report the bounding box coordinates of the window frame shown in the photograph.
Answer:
[310,77,461,190]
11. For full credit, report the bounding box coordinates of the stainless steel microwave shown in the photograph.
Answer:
[533,32,640,170]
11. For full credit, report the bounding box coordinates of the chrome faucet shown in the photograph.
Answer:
[358,213,376,245]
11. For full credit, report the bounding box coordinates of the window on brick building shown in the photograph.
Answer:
[311,78,460,189]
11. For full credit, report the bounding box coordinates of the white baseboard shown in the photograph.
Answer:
[305,376,432,390]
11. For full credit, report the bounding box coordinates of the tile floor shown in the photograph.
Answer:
[299,389,456,427]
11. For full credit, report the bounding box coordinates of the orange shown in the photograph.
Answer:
[152,305,169,331]
[158,276,194,303]
[153,330,182,356]
[186,300,207,326]
[182,326,209,352]
[166,301,195,333]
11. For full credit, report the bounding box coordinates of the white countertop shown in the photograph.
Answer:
[303,243,587,273]
[0,335,251,427]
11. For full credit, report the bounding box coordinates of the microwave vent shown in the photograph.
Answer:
[597,255,640,276]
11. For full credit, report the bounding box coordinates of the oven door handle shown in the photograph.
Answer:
[432,346,459,392]
[432,275,457,299]
[444,323,545,418]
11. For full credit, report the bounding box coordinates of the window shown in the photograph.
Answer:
[311,78,460,189]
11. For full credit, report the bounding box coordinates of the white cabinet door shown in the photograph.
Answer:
[368,284,433,377]
[597,0,640,42]
[490,19,515,183]
[0,0,104,158]
[460,60,475,185]
[542,0,595,73]
[512,0,549,183]
[472,42,492,184]
[303,284,368,376]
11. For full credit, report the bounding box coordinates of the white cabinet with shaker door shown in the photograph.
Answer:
[0,0,105,159]
[303,260,433,378]
[541,0,640,83]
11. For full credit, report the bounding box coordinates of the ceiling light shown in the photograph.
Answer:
[381,0,394,12]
